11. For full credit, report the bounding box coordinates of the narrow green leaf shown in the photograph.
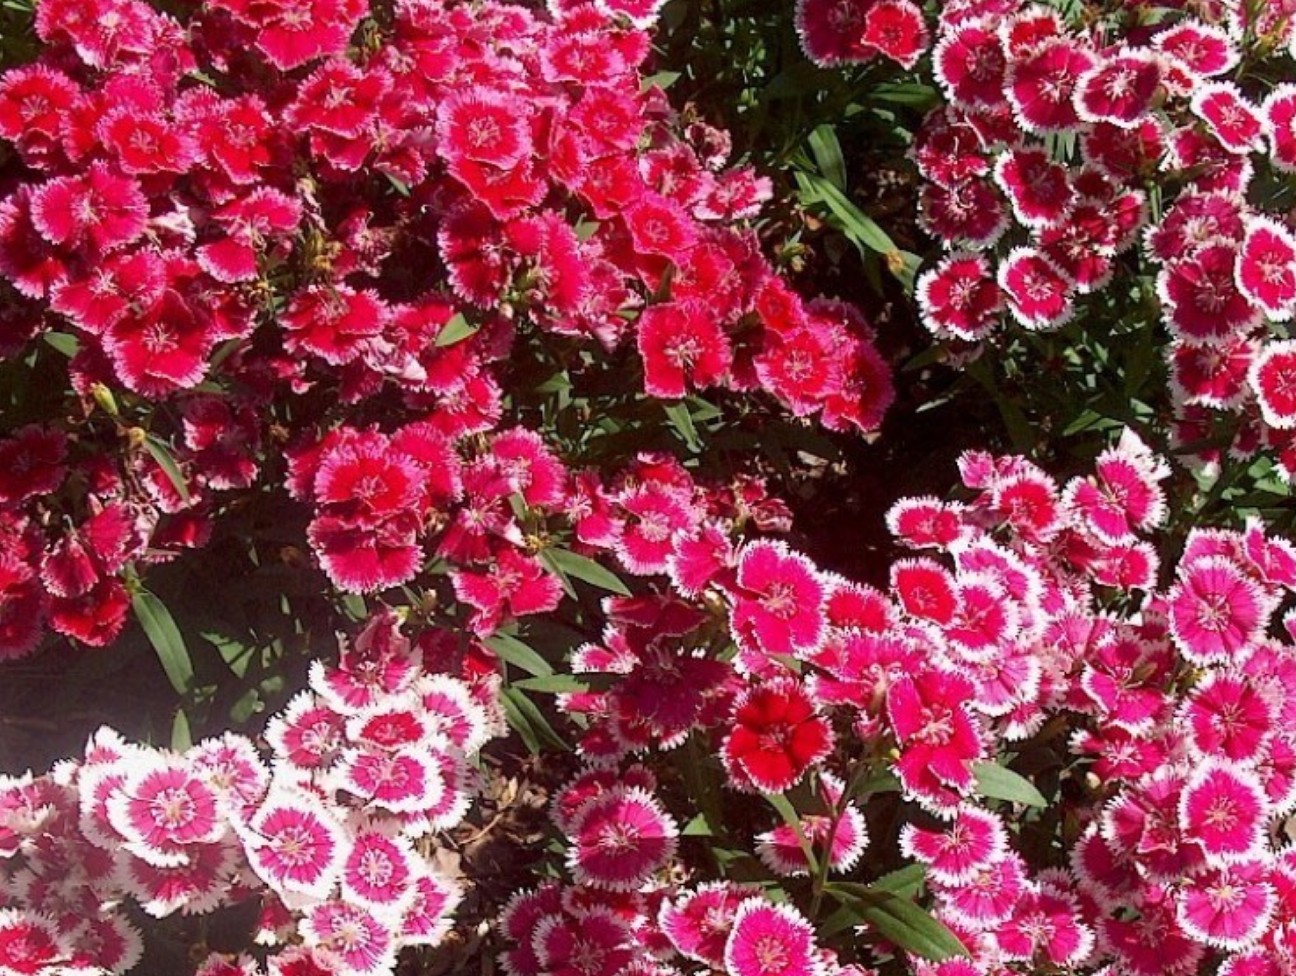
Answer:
[825,885,968,961]
[513,673,589,694]
[538,550,579,601]
[43,332,79,357]
[435,312,478,347]
[133,589,194,694]
[170,708,192,751]
[973,761,1049,807]
[764,792,819,876]
[795,172,896,254]
[500,688,539,753]
[808,124,847,190]
[543,548,632,596]
[341,593,367,620]
[202,631,254,679]
[664,401,702,453]
[869,863,926,898]
[502,687,569,752]
[143,436,191,505]
[484,633,554,677]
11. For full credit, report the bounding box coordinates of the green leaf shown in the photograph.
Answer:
[435,312,478,347]
[664,401,702,453]
[513,673,589,694]
[973,761,1048,807]
[170,708,192,751]
[501,687,569,753]
[681,814,713,836]
[43,332,79,357]
[543,548,632,596]
[341,593,367,620]
[869,863,926,899]
[808,124,847,190]
[795,171,896,255]
[763,792,819,876]
[538,550,579,601]
[143,436,191,505]
[133,589,194,695]
[640,69,681,91]
[826,884,968,961]
[202,631,254,679]
[484,633,554,677]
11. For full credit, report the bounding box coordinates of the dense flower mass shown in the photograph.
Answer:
[909,0,1296,480]
[0,611,486,975]
[0,0,893,658]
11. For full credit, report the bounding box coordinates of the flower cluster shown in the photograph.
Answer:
[795,0,932,70]
[490,429,1296,976]
[911,0,1296,478]
[0,0,892,657]
[0,610,490,975]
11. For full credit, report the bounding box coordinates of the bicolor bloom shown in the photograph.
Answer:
[565,786,678,891]
[721,679,833,794]
[723,899,825,976]
[1178,759,1271,865]
[730,541,828,658]
[240,786,347,901]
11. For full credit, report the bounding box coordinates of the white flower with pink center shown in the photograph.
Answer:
[900,805,1008,886]
[341,824,418,914]
[240,786,346,901]
[301,900,396,976]
[336,746,443,816]
[104,755,226,867]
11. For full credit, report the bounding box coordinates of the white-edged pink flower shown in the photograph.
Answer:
[1181,670,1276,763]
[1168,556,1275,665]
[1191,82,1268,154]
[104,754,226,867]
[998,247,1074,330]
[300,900,397,976]
[730,540,828,658]
[1178,759,1271,865]
[935,852,1028,929]
[723,898,825,976]
[342,823,419,914]
[263,692,344,771]
[995,883,1094,966]
[399,872,461,947]
[1176,859,1276,950]
[336,746,444,815]
[1154,21,1238,79]
[240,785,347,901]
[1236,217,1296,321]
[1075,50,1161,128]
[659,882,748,967]
[566,786,678,891]
[899,805,1008,885]
[1250,340,1296,430]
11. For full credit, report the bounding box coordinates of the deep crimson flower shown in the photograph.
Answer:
[998,248,1074,330]
[1075,51,1162,127]
[566,786,678,890]
[1007,40,1096,133]
[722,679,832,793]
[1192,83,1267,154]
[917,252,1003,341]
[994,148,1074,228]
[794,0,872,67]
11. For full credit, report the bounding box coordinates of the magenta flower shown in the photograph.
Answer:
[566,786,677,891]
[995,883,1094,966]
[399,872,461,948]
[1181,671,1276,763]
[337,746,444,816]
[936,853,1028,930]
[998,247,1075,330]
[900,805,1008,886]
[659,882,747,967]
[1176,859,1276,951]
[724,899,824,976]
[1192,83,1267,154]
[1179,759,1271,865]
[886,668,984,811]
[1168,556,1275,665]
[0,909,63,975]
[731,541,828,658]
